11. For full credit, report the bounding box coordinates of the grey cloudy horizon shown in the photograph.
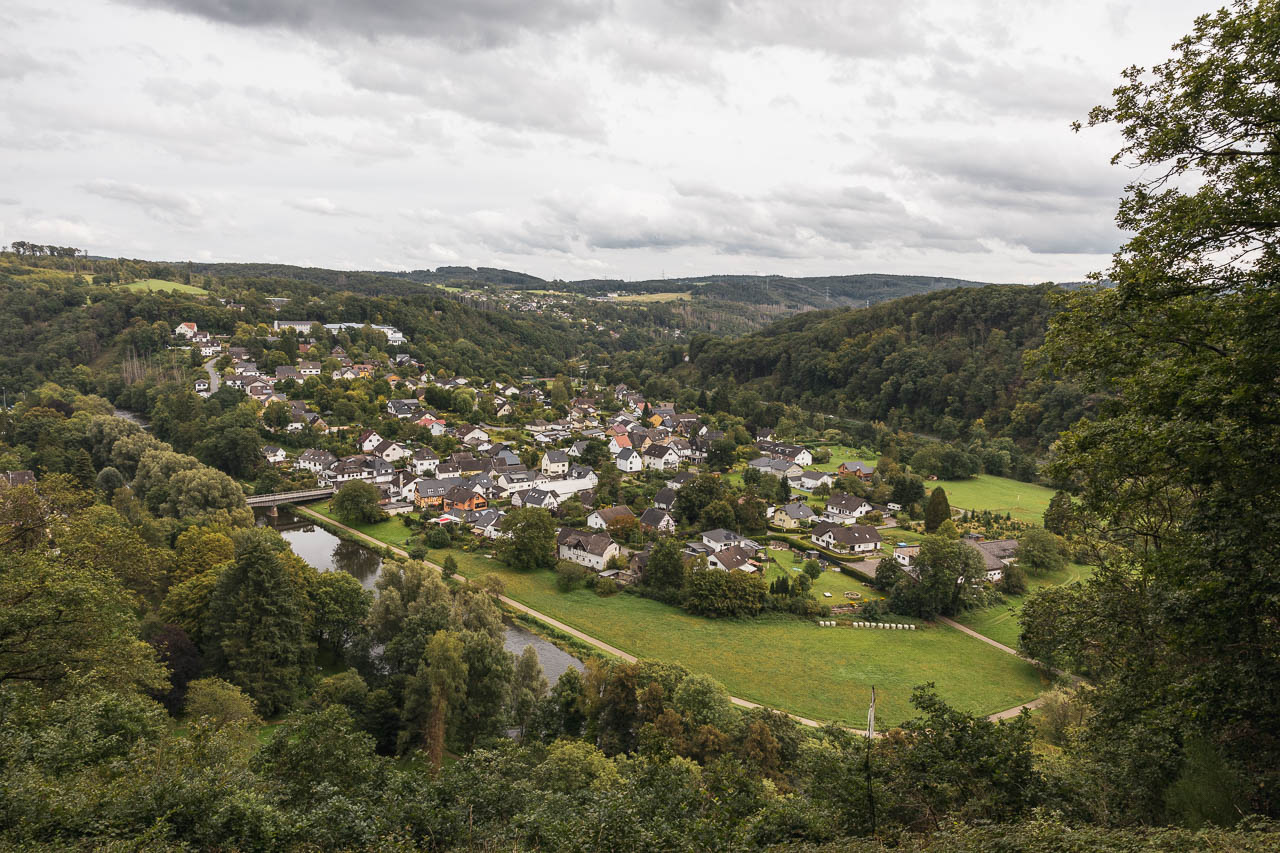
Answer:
[0,0,1214,283]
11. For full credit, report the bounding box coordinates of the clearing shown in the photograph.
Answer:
[952,562,1093,650]
[929,475,1056,524]
[120,278,209,295]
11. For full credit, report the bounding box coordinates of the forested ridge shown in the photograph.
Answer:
[671,284,1083,449]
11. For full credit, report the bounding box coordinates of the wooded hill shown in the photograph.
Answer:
[677,284,1084,448]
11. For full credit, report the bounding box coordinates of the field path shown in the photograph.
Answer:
[293,504,1039,731]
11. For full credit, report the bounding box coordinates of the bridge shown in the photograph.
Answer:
[245,486,335,509]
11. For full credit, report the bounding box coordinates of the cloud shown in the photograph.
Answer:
[82,179,204,226]
[122,0,604,47]
[286,196,352,216]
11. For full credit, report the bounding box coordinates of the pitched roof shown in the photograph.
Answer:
[592,505,635,524]
[812,522,881,546]
[556,527,616,557]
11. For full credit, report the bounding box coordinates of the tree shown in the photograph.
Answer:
[511,646,548,740]
[1043,490,1074,536]
[184,676,262,727]
[1017,528,1064,575]
[455,629,514,749]
[924,487,951,533]
[1026,3,1280,814]
[499,507,557,571]
[673,474,724,525]
[707,438,737,472]
[205,538,314,715]
[889,535,984,619]
[94,465,125,496]
[441,554,458,578]
[403,630,468,769]
[699,499,736,531]
[164,467,253,527]
[643,537,685,593]
[262,401,291,431]
[999,562,1028,596]
[331,481,387,526]
[309,570,371,654]
[672,673,736,732]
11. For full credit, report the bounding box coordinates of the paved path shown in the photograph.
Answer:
[203,356,221,392]
[293,504,1035,731]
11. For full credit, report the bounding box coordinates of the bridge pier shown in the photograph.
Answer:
[266,504,278,517]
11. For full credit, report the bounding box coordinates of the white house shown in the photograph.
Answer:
[587,505,635,531]
[638,506,676,534]
[823,492,873,524]
[616,448,642,473]
[642,444,681,471]
[260,445,287,465]
[174,322,198,339]
[811,521,881,555]
[373,440,410,464]
[557,528,620,570]
[541,449,570,477]
[295,448,337,473]
[410,448,439,476]
[358,430,384,453]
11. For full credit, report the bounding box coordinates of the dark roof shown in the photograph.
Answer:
[654,486,677,508]
[639,507,672,528]
[812,522,881,546]
[592,505,635,524]
[556,527,616,557]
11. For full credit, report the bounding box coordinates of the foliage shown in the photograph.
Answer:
[184,676,262,727]
[924,487,951,533]
[499,507,558,571]
[330,480,387,525]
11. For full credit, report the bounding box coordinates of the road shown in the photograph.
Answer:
[202,356,220,392]
[293,504,1042,731]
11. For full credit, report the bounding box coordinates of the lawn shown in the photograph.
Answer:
[614,291,692,303]
[813,446,879,474]
[761,546,890,609]
[120,278,209,294]
[420,545,1046,728]
[930,475,1057,524]
[308,501,418,548]
[953,562,1093,649]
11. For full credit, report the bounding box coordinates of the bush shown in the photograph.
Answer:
[555,560,591,591]
[184,677,262,728]
[426,525,452,549]
[594,576,619,596]
[442,555,458,579]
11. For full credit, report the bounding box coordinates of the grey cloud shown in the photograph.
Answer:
[82,179,204,226]
[122,0,604,47]
[286,197,357,217]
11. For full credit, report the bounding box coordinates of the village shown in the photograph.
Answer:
[173,318,1023,598]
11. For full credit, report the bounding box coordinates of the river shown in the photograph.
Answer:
[257,506,582,680]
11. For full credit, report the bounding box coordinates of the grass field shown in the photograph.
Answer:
[309,501,418,548]
[307,504,1049,725]
[614,291,692,303]
[813,446,880,473]
[953,562,1093,649]
[932,475,1056,524]
[415,545,1045,727]
[120,278,209,294]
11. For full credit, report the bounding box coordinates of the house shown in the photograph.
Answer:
[541,450,570,477]
[666,472,696,490]
[467,509,507,540]
[496,470,544,496]
[194,378,209,393]
[414,413,447,435]
[615,448,642,473]
[702,528,745,553]
[641,444,681,471]
[261,445,287,465]
[295,448,337,473]
[967,538,1019,583]
[653,486,677,511]
[358,429,383,453]
[823,492,873,524]
[412,477,465,510]
[513,487,560,511]
[410,448,439,476]
[372,439,409,464]
[758,440,813,467]
[773,501,816,530]
[275,366,303,383]
[792,469,835,491]
[557,528,620,570]
[323,454,394,485]
[811,521,881,555]
[444,485,487,513]
[298,360,321,376]
[386,399,423,419]
[455,424,489,445]
[587,505,636,531]
[638,507,676,534]
[174,322,198,339]
[838,461,877,480]
[709,545,757,572]
[893,543,920,569]
[0,470,36,488]
[749,457,803,479]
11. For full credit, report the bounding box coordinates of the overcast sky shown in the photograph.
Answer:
[0,0,1213,282]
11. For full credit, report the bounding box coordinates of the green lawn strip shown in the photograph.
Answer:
[420,546,1046,727]
[931,475,1057,524]
[120,278,209,294]
[952,562,1094,649]
[308,501,417,548]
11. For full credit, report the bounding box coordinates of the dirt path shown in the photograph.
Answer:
[292,504,1040,731]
